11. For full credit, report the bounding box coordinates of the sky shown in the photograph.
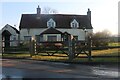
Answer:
[0,0,119,35]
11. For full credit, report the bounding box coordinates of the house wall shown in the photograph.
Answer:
[20,28,93,41]
[57,29,93,40]
[20,28,46,40]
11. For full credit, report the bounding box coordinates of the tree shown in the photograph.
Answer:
[91,30,111,47]
[42,7,58,14]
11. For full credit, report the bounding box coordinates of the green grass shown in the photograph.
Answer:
[2,53,30,58]
[108,42,120,46]
[92,48,119,56]
[31,55,119,62]
[32,55,68,62]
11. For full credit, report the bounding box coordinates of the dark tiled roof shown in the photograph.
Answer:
[11,26,20,34]
[40,27,63,35]
[19,14,93,29]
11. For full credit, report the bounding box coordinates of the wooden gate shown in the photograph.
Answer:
[35,36,92,61]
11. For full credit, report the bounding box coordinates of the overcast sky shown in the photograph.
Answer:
[0,0,119,35]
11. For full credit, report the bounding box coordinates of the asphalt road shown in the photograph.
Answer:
[0,59,119,80]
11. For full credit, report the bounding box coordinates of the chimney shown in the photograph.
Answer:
[87,8,91,23]
[37,5,41,14]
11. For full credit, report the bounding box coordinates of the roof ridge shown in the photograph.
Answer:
[22,14,87,16]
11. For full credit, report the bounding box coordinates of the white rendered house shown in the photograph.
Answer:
[19,6,93,42]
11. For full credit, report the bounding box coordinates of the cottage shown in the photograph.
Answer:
[20,6,93,42]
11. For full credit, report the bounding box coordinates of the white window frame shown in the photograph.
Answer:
[47,18,56,28]
[71,19,79,28]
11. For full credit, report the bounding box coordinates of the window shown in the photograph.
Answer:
[72,23,78,28]
[48,22,54,27]
[35,35,43,42]
[24,36,31,41]
[71,19,79,28]
[13,35,16,41]
[13,37,16,41]
[47,36,57,41]
[47,18,56,28]
[39,35,43,41]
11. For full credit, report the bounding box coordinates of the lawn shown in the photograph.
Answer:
[2,53,30,58]
[108,42,120,46]
[92,48,119,56]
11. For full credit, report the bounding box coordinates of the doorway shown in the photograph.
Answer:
[2,30,11,47]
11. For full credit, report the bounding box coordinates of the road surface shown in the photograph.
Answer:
[0,59,119,79]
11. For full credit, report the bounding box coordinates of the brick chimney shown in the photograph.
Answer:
[37,5,41,14]
[87,8,91,23]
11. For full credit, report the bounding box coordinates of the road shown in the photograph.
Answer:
[0,59,119,79]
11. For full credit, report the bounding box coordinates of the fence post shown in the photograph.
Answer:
[68,35,74,61]
[29,38,37,57]
[29,40,35,57]
[88,36,92,61]
[72,38,75,58]
[2,39,5,56]
[34,40,37,55]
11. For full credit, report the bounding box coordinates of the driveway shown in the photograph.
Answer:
[1,59,119,79]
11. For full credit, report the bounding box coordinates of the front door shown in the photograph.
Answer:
[2,30,11,47]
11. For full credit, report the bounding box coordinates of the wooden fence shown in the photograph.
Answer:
[1,40,30,54]
[2,37,119,61]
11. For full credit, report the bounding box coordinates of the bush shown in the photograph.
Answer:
[90,30,111,47]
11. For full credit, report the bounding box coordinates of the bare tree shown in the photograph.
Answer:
[42,7,58,14]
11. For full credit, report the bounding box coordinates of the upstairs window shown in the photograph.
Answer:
[71,19,79,28]
[47,18,56,28]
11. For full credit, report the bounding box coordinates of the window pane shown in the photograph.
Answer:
[72,23,78,28]
[47,18,56,28]
[74,23,77,28]
[47,36,57,41]
[35,35,43,42]
[51,23,53,27]
[72,23,75,27]
[40,35,43,41]
[48,22,51,27]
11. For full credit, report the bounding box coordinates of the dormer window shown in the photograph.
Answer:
[71,19,79,28]
[47,18,56,28]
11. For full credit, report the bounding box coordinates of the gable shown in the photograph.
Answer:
[19,14,93,29]
[2,24,19,35]
[71,19,79,28]
[47,18,56,28]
